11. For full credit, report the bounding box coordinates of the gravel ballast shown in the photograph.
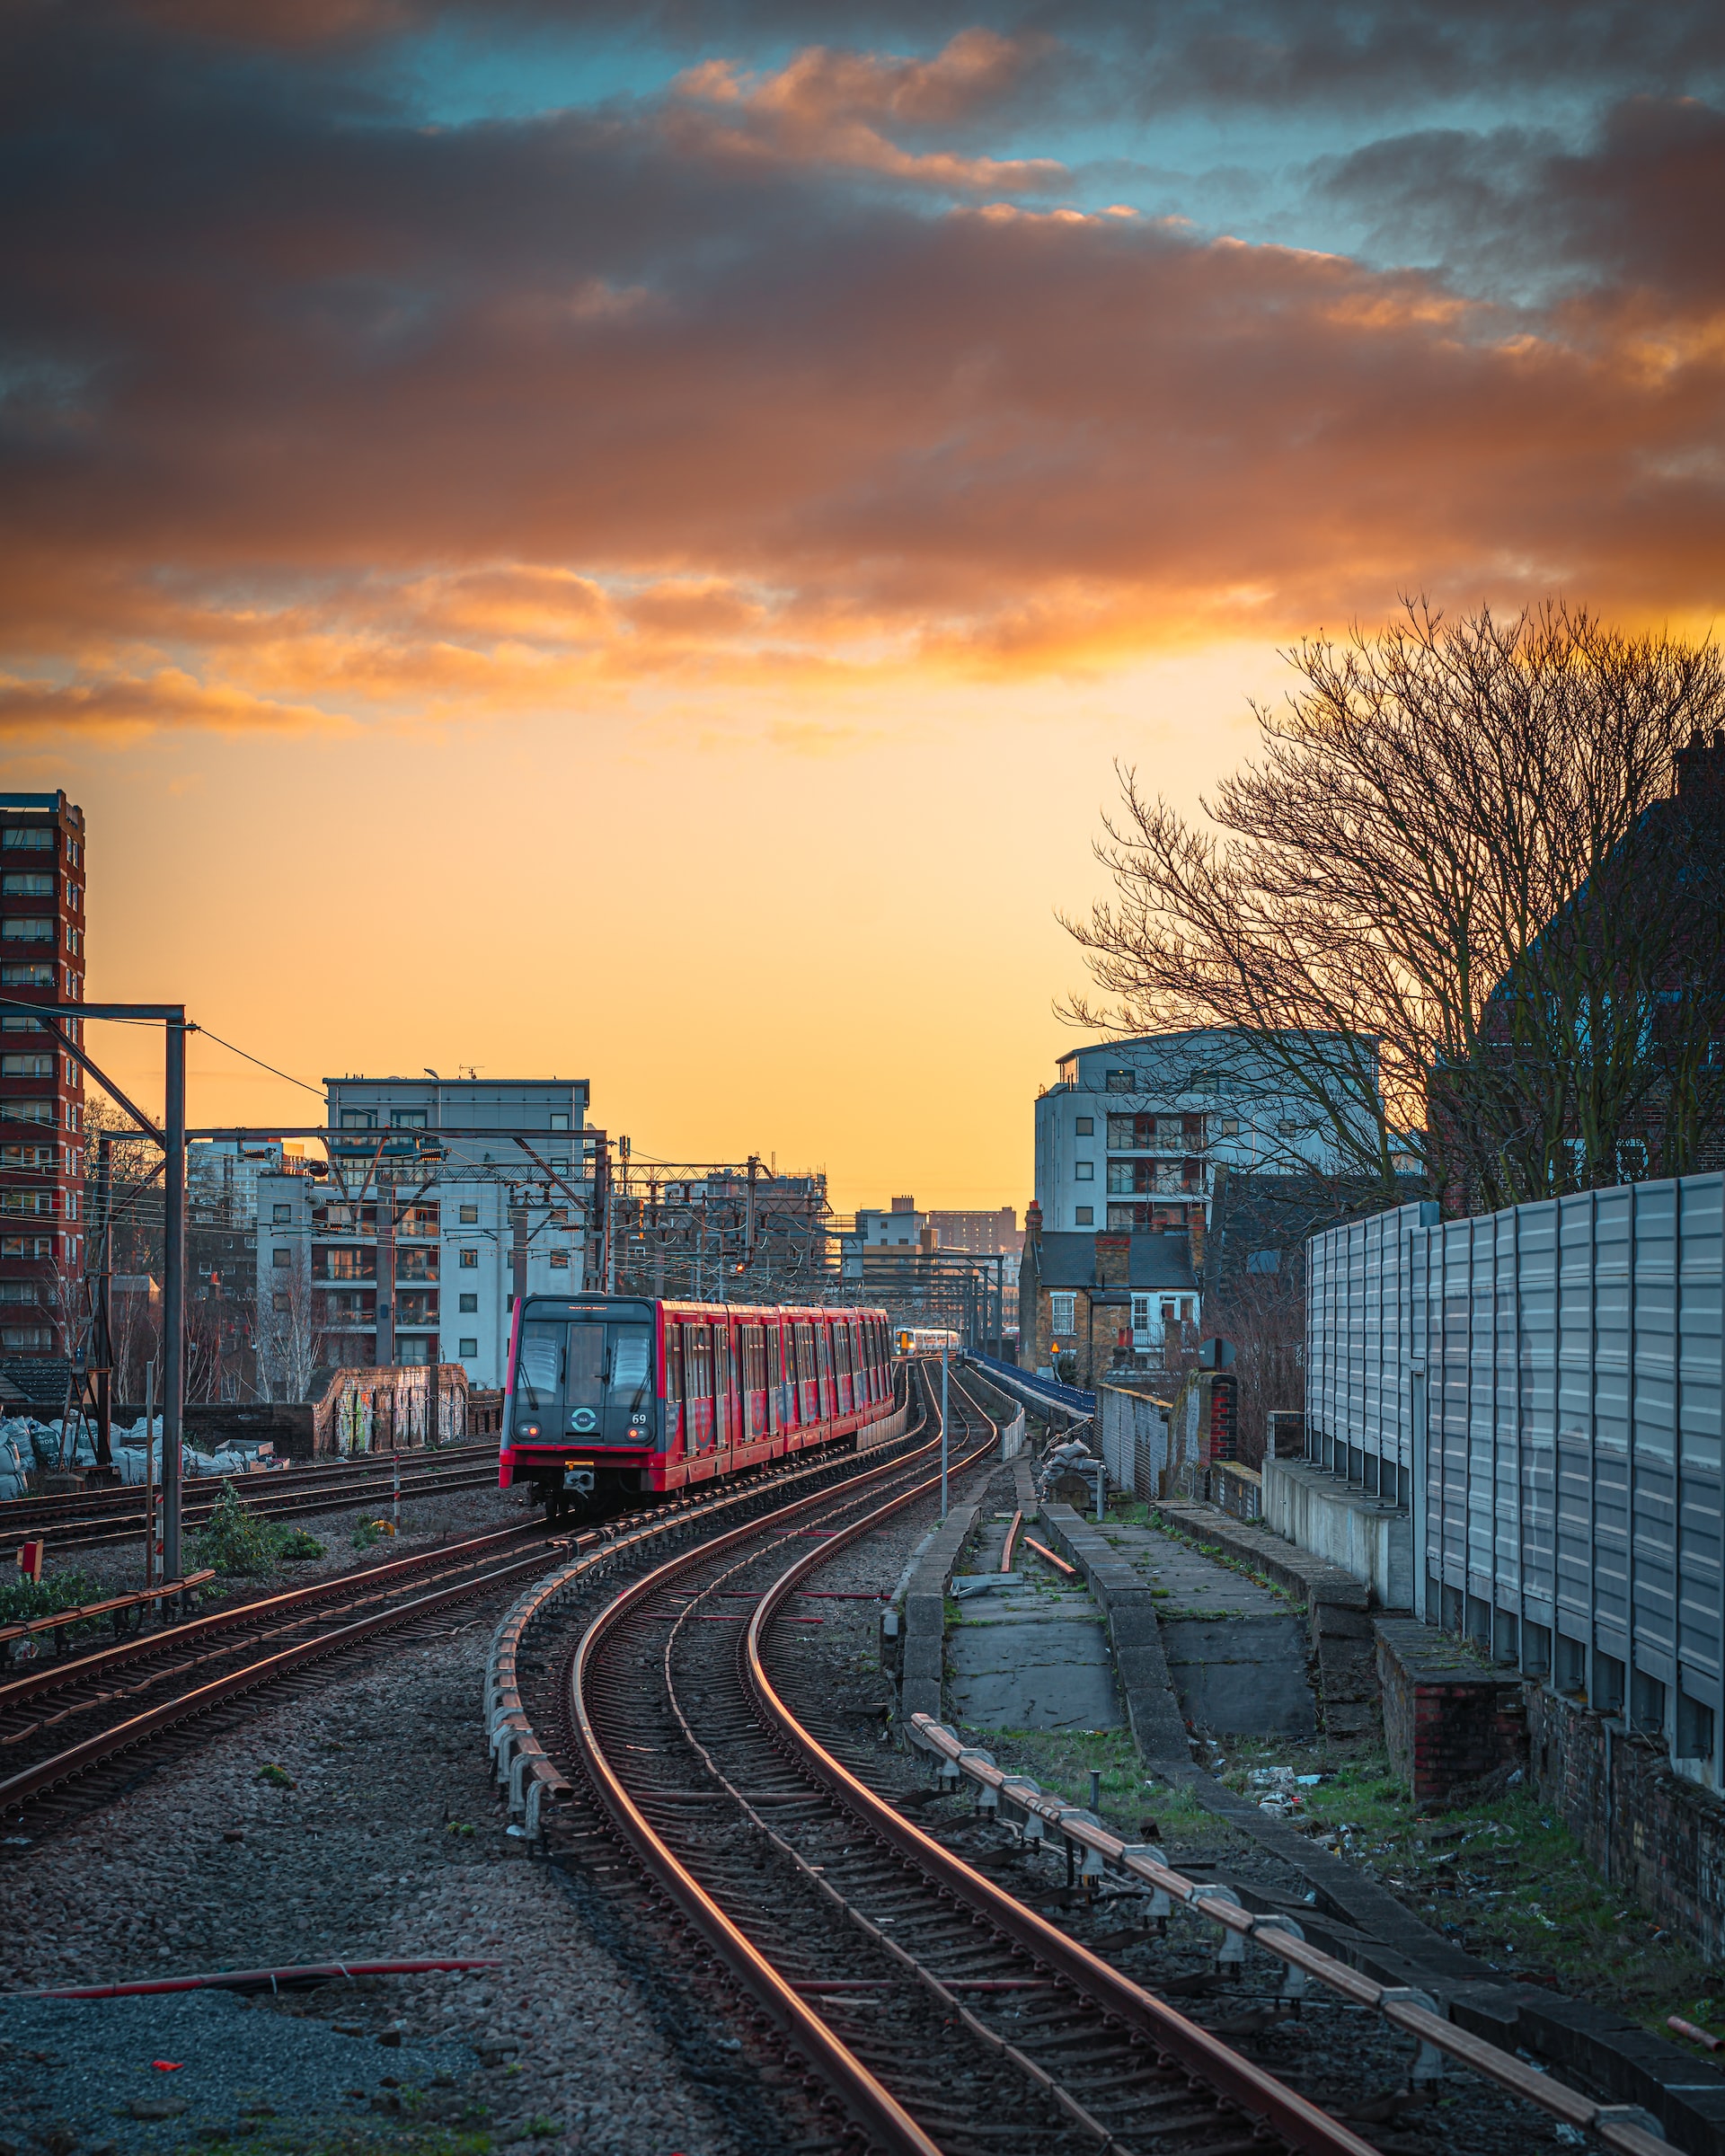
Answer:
[0,1577,740,2154]
[0,1986,473,2153]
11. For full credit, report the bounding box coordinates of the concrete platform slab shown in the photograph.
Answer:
[949,1513,1124,1731]
[948,1618,1123,1730]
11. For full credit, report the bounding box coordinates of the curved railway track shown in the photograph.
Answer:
[0,1384,922,1844]
[525,1362,1379,2156]
[0,1441,504,1551]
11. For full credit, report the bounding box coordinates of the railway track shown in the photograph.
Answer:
[0,1442,502,1551]
[0,1383,925,1846]
[521,1363,1380,2156]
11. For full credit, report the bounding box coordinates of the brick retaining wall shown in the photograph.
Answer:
[1375,1620,1526,1807]
[1528,1686,1725,1962]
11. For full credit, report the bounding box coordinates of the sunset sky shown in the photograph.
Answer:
[5,2,1724,1214]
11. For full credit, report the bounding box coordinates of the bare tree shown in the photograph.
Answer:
[1065,602,1725,1213]
[254,1252,324,1401]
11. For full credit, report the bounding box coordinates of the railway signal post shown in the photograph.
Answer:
[940,1334,949,1521]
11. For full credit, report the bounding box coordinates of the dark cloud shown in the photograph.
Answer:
[4,5,1725,731]
[95,1,1725,110]
[1318,95,1725,309]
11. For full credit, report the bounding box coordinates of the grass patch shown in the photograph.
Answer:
[959,1727,1233,1851]
[1212,1735,1725,2037]
[191,1481,324,1576]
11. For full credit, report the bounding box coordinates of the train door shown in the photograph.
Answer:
[817,1320,836,1421]
[792,1321,814,1427]
[835,1321,854,1414]
[664,1320,684,1460]
[765,1321,784,1439]
[742,1323,766,1445]
[686,1321,714,1454]
[713,1323,734,1453]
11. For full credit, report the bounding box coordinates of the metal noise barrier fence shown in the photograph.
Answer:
[907,1714,1668,2156]
[1305,1175,1725,1790]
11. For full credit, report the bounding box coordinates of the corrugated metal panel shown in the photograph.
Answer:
[1306,1173,1725,1784]
[1305,1201,1433,1471]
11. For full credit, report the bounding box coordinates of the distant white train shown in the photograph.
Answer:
[894,1326,963,1357]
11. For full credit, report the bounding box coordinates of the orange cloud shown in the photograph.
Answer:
[4,24,1725,738]
[668,31,1066,192]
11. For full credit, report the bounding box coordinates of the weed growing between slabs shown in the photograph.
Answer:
[1213,1736,1725,2039]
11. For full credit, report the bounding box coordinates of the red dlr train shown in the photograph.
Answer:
[499,1292,897,1513]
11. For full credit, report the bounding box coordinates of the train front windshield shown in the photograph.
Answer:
[514,1314,654,1441]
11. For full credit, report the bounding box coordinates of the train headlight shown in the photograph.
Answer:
[517,1420,540,1438]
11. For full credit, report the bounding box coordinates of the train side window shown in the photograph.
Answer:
[665,1324,682,1402]
[686,1324,712,1397]
[767,1324,783,1393]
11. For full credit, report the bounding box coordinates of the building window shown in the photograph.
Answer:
[1049,1292,1076,1335]
[1,920,54,943]
[1246,1249,1280,1274]
[459,1204,478,1224]
[1075,1206,1093,1225]
[341,1109,376,1130]
[1189,1070,1219,1095]
[272,1291,291,1312]
[1,963,53,985]
[1,829,52,850]
[1075,1116,1093,1135]
[1104,1068,1134,1092]
[390,1108,427,1128]
[0,874,51,897]
[549,1111,571,1130]
[1277,1120,1301,1137]
[459,1248,478,1268]
[271,1248,292,1268]
[1075,1161,1094,1181]
[549,1249,571,1268]
[458,1338,478,1357]
[1130,1294,1152,1337]
[1220,1118,1241,1136]
[271,1203,292,1224]
[0,1054,53,1077]
[459,1293,477,1313]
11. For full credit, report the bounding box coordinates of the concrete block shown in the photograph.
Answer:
[1161,1615,1317,1736]
[1261,1458,1412,1608]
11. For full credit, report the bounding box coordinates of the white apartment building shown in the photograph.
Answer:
[256,1075,590,1391]
[854,1197,929,1249]
[1033,1029,1371,1235]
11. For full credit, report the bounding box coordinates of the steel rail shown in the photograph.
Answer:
[2,1445,502,1549]
[0,1532,581,1821]
[742,1427,1381,2156]
[565,1374,983,2156]
[0,1519,553,1715]
[905,1719,1669,2156]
